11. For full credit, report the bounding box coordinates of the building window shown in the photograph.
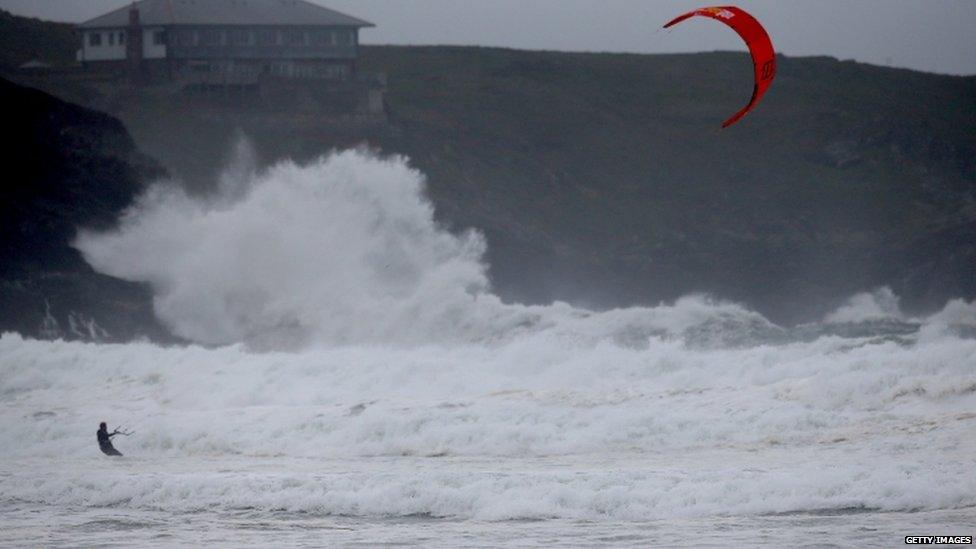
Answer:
[108,32,115,46]
[257,29,276,46]
[228,29,251,46]
[201,29,223,46]
[311,30,330,46]
[270,62,292,76]
[119,31,125,45]
[177,30,196,46]
[282,30,305,46]
[89,32,102,47]
[153,30,167,46]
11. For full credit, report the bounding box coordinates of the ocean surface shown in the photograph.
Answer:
[2,150,974,546]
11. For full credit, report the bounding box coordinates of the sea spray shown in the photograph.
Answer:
[75,150,495,348]
[73,148,790,350]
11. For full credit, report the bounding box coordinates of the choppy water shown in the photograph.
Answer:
[3,304,974,547]
[3,474,974,548]
[2,150,974,546]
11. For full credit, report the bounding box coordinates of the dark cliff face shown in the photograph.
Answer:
[357,48,976,322]
[0,78,175,341]
[0,9,77,70]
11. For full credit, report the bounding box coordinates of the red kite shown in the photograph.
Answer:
[664,6,776,128]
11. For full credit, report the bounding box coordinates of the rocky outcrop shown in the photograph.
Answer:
[0,78,176,341]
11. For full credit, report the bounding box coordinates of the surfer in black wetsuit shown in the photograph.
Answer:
[97,422,126,456]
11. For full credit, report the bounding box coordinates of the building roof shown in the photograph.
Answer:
[79,0,374,29]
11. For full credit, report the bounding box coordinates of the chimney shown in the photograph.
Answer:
[127,2,145,84]
[128,3,140,27]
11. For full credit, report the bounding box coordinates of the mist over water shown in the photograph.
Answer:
[3,147,976,539]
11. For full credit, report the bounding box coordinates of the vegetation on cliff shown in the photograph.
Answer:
[0,9,77,69]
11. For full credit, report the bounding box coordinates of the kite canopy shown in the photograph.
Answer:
[664,6,775,128]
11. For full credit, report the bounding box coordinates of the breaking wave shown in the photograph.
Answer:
[2,148,975,520]
[2,306,975,519]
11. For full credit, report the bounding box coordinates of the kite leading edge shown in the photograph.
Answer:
[664,6,776,128]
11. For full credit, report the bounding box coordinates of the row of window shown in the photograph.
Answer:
[88,31,124,47]
[87,30,167,47]
[173,28,356,48]
[87,28,355,49]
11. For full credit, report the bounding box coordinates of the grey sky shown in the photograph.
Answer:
[2,0,974,75]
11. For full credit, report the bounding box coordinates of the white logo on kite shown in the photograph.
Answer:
[701,7,736,19]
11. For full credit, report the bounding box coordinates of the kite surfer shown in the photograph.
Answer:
[97,422,132,456]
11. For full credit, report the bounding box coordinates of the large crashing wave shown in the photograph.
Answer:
[75,148,500,348]
[72,147,805,350]
[73,147,976,352]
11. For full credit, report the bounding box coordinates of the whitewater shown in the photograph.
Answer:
[2,149,974,546]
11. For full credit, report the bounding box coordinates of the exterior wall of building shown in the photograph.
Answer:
[71,8,382,119]
[166,26,358,60]
[78,27,166,62]
[143,27,168,60]
[78,25,364,85]
[79,26,358,64]
[79,29,128,62]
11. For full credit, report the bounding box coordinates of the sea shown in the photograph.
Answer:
[1,150,974,547]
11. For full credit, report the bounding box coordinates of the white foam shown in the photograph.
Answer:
[824,287,904,323]
[2,452,974,520]
[73,149,793,351]
[75,149,506,348]
[3,149,973,520]
[2,318,975,518]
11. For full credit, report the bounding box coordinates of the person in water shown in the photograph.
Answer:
[97,422,126,456]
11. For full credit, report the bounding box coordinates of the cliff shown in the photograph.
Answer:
[0,78,174,341]
[355,47,976,321]
[0,10,76,69]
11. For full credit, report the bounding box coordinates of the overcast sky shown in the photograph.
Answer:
[2,0,974,75]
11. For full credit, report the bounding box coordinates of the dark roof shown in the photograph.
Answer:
[79,0,374,29]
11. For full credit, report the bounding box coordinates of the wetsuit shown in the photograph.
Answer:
[97,428,123,456]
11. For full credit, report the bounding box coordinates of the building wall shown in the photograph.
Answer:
[166,26,358,60]
[78,29,127,62]
[78,25,364,85]
[78,28,167,62]
[142,28,167,60]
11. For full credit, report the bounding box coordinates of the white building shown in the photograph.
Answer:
[77,0,374,84]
